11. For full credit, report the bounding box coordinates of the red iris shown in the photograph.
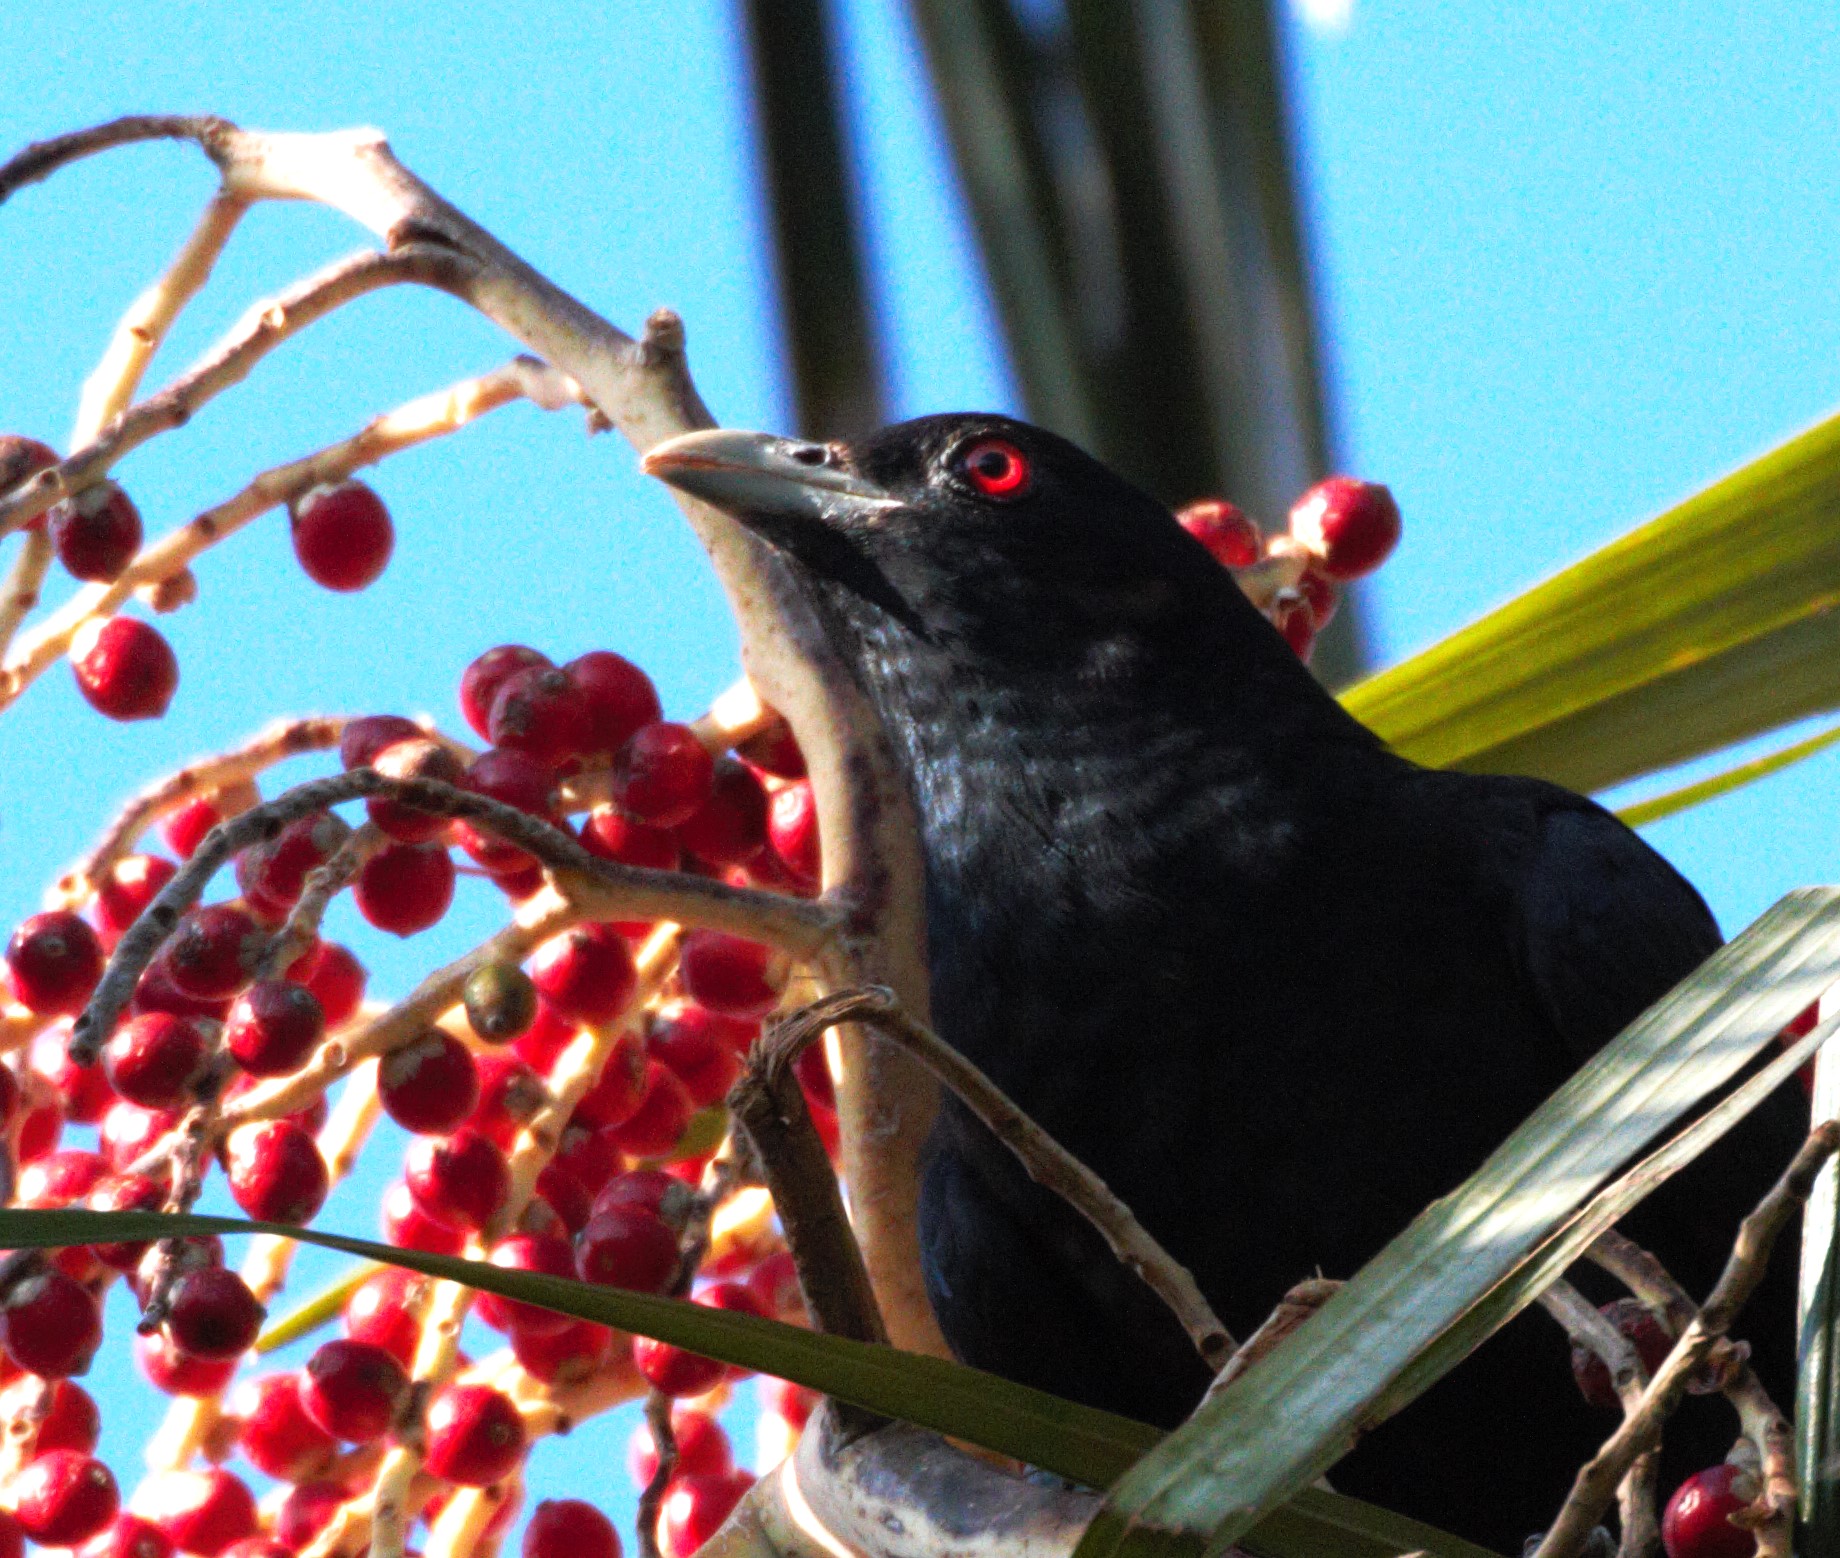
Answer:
[958,438,1031,500]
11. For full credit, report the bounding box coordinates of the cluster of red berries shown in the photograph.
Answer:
[0,622,840,1558]
[1175,473,1402,661]
[1564,1297,1763,1555]
[0,434,395,723]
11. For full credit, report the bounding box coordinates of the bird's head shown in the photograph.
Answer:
[641,414,1237,654]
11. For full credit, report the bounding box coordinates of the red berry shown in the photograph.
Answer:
[230,1371,338,1480]
[0,1268,102,1376]
[85,1170,165,1269]
[510,1319,613,1385]
[12,1451,119,1546]
[530,924,637,1025]
[794,1043,835,1112]
[679,931,782,1020]
[405,1130,509,1232]
[0,435,58,502]
[514,1000,579,1073]
[104,1012,207,1107]
[343,1267,424,1367]
[476,1234,577,1337]
[747,1254,806,1324]
[423,1384,525,1486]
[17,1093,64,1163]
[457,747,558,872]
[166,905,263,1000]
[0,1065,18,1134]
[364,738,465,844]
[1296,568,1339,629]
[649,1009,743,1110]
[609,1062,694,1159]
[340,713,424,769]
[161,799,222,861]
[627,1407,733,1489]
[273,1483,350,1551]
[570,1029,649,1132]
[523,1499,620,1558]
[93,854,177,944]
[71,617,178,720]
[290,480,393,591]
[223,1120,328,1224]
[1570,1298,1675,1411]
[165,1266,264,1360]
[758,1374,819,1429]
[381,1179,465,1255]
[489,666,593,771]
[657,1000,758,1060]
[300,1339,409,1443]
[469,1052,545,1149]
[566,651,661,756]
[378,1029,479,1134]
[582,807,680,871]
[295,941,366,1027]
[736,718,805,780]
[1288,475,1401,580]
[534,1161,593,1234]
[6,911,103,1016]
[1175,498,1262,569]
[223,981,323,1077]
[657,1472,754,1558]
[576,1205,680,1294]
[675,760,768,867]
[134,1330,237,1397]
[492,861,548,900]
[552,1121,625,1194]
[137,1468,258,1557]
[766,781,820,889]
[29,1028,113,1123]
[13,1377,100,1455]
[18,1146,107,1208]
[80,1515,171,1558]
[461,646,552,741]
[51,482,142,582]
[613,723,715,828]
[592,1169,697,1233]
[355,840,455,935]
[237,811,352,920]
[1661,1463,1757,1558]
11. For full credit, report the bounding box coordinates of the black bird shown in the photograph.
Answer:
[644,415,1804,1548]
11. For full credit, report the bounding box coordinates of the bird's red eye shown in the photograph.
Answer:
[958,438,1032,500]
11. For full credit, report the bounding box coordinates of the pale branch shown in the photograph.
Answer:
[0,532,53,666]
[1725,1371,1795,1555]
[1617,1454,1661,1558]
[1206,1278,1341,1397]
[2,357,583,711]
[73,189,250,447]
[69,768,842,1063]
[1533,1121,1840,1558]
[53,717,341,906]
[5,110,945,1353]
[1585,1230,1700,1340]
[0,245,474,542]
[765,988,1236,1371]
[0,115,237,199]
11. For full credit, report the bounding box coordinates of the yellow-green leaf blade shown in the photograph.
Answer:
[1341,409,1840,792]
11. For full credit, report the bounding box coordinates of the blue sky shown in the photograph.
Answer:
[0,0,1836,1545]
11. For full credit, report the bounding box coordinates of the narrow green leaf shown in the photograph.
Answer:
[1341,409,1840,792]
[255,1260,380,1353]
[1077,889,1840,1556]
[1615,717,1840,829]
[0,1204,1156,1491]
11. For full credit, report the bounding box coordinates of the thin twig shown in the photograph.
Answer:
[0,246,466,542]
[763,987,1235,1370]
[3,358,582,710]
[638,1392,679,1558]
[1533,1121,1840,1558]
[70,768,842,1062]
[258,823,386,982]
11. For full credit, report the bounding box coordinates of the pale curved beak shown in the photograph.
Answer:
[641,428,898,525]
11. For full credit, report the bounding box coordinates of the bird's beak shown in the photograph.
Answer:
[640,429,899,530]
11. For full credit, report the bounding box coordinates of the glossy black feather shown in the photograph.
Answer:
[732,414,1804,1548]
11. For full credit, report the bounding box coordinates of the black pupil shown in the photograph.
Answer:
[974,448,1012,480]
